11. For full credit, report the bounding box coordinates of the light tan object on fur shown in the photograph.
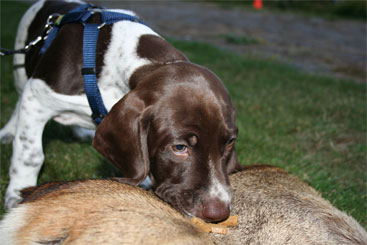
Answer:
[191,215,238,234]
[191,217,214,233]
[209,225,228,235]
[0,180,213,245]
[210,165,367,245]
[191,217,228,234]
[217,215,238,227]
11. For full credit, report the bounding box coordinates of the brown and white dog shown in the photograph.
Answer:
[0,0,242,221]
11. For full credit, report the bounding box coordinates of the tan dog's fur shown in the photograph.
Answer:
[0,180,212,245]
[211,165,367,245]
[1,166,365,245]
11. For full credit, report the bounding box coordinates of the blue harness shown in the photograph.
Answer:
[41,3,145,124]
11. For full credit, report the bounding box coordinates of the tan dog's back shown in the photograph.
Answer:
[0,180,212,245]
[211,165,367,245]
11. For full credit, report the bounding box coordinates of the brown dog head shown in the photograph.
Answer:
[93,38,240,222]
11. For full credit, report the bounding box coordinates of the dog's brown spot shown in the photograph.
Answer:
[23,161,40,168]
[137,34,188,64]
[25,1,82,79]
[27,1,111,95]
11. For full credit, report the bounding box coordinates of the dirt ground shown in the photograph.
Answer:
[94,1,366,83]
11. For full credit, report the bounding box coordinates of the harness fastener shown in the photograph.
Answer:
[24,36,43,51]
[98,22,106,29]
[81,67,97,75]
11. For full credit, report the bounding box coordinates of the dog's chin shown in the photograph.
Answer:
[180,208,194,218]
[179,205,218,224]
[161,195,197,219]
[172,199,203,220]
[177,206,207,223]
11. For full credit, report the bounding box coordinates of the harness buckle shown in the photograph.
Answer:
[81,67,97,75]
[46,14,62,26]
[98,22,106,29]
[24,36,43,51]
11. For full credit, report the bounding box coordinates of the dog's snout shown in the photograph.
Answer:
[200,199,230,222]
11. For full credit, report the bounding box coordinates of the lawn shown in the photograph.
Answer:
[1,1,366,229]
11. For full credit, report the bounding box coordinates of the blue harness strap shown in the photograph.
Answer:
[82,23,107,125]
[39,4,145,124]
[101,11,144,25]
[40,3,93,54]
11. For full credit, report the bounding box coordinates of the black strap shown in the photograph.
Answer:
[0,47,27,56]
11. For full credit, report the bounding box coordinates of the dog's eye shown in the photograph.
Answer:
[171,145,188,154]
[226,138,236,150]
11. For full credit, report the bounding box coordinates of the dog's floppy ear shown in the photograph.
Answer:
[92,92,152,186]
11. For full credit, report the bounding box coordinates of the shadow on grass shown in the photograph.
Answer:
[41,120,122,180]
[95,158,122,179]
[43,120,83,145]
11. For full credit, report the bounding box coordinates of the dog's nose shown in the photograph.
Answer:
[201,200,230,222]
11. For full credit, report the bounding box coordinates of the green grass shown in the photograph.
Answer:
[1,1,366,229]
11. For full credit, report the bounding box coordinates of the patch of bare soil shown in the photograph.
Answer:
[95,1,366,82]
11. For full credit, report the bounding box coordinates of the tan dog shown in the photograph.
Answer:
[211,165,367,245]
[1,166,365,245]
[0,180,213,245]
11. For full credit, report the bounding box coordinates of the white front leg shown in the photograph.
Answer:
[0,101,21,144]
[5,80,55,209]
